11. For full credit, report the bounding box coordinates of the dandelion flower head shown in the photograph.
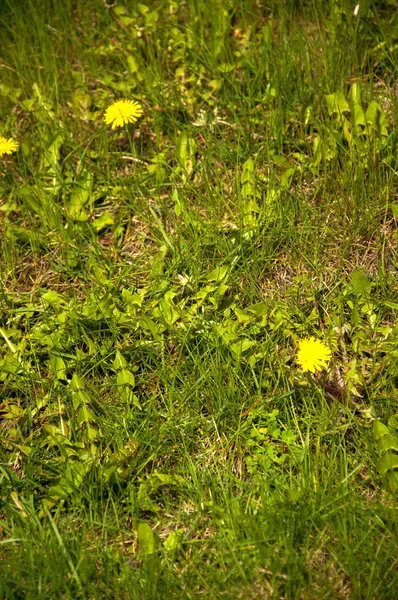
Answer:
[0,136,19,157]
[296,337,331,373]
[104,99,143,129]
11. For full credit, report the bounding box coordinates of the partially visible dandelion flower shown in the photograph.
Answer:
[0,136,19,157]
[104,99,143,129]
[296,337,331,373]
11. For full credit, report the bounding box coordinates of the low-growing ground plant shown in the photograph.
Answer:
[1,0,397,598]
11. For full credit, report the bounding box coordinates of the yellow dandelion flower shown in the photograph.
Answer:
[104,99,143,129]
[296,337,331,373]
[0,136,19,157]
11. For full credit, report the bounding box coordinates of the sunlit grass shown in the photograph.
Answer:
[0,1,397,598]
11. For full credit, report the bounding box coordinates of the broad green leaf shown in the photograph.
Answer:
[127,55,139,73]
[218,63,234,73]
[113,349,128,370]
[350,82,362,105]
[86,424,98,441]
[113,439,139,463]
[176,131,197,174]
[164,529,184,552]
[41,290,67,308]
[230,338,256,356]
[21,98,36,111]
[119,387,141,408]
[113,5,128,15]
[48,481,74,500]
[132,394,142,409]
[10,492,27,517]
[43,133,63,170]
[234,308,254,323]
[68,169,93,221]
[242,166,255,187]
[117,369,135,387]
[241,171,256,184]
[325,91,350,116]
[70,372,85,391]
[0,83,10,96]
[140,316,165,337]
[71,89,91,117]
[137,3,150,14]
[32,82,55,121]
[379,452,398,476]
[281,167,295,188]
[6,226,46,247]
[137,522,156,556]
[206,265,228,282]
[50,354,67,381]
[351,269,371,298]
[247,302,268,316]
[92,210,114,232]
[388,415,398,430]
[156,296,179,326]
[17,185,41,216]
[77,404,95,426]
[122,289,145,307]
[152,471,186,486]
[366,101,388,135]
[377,435,398,455]
[391,203,398,219]
[119,15,134,26]
[352,103,366,128]
[194,286,213,300]
[387,472,398,493]
[176,131,188,170]
[209,79,222,93]
[243,157,255,172]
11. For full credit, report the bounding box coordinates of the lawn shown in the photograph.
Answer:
[0,0,397,598]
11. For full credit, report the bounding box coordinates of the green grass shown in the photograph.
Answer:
[1,0,398,598]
